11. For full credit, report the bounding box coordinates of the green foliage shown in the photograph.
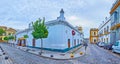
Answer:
[4,36,9,41]
[32,18,48,39]
[0,28,5,36]
[24,35,29,38]
[9,36,14,40]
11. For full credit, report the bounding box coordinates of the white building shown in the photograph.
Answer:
[98,17,111,44]
[15,9,84,52]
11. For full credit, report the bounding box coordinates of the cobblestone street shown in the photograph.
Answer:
[70,44,120,64]
[0,43,72,64]
[0,43,120,64]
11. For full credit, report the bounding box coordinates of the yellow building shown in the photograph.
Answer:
[0,26,16,42]
[89,28,98,44]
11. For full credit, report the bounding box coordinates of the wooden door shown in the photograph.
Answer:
[19,40,22,46]
[68,39,70,48]
[23,39,26,46]
[32,39,35,47]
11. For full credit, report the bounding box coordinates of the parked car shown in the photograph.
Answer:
[98,42,105,47]
[103,43,113,50]
[96,42,100,46]
[112,40,120,53]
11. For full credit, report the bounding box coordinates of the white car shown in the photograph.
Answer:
[112,40,120,53]
[98,42,105,47]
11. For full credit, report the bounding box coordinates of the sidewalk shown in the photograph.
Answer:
[15,45,86,60]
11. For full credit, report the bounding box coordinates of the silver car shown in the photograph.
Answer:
[112,40,120,53]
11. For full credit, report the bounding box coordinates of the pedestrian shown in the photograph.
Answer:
[83,41,88,53]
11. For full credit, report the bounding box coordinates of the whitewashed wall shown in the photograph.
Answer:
[16,24,82,49]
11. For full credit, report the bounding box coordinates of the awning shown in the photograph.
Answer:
[18,37,25,40]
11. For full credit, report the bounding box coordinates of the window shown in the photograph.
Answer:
[102,38,103,42]
[104,38,105,43]
[77,39,79,44]
[94,32,96,36]
[107,26,109,32]
[106,38,108,43]
[114,11,118,22]
[3,33,5,36]
[74,39,76,46]
[104,28,106,34]
[0,38,2,40]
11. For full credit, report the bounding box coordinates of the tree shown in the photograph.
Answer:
[9,36,14,40]
[4,36,9,43]
[23,34,29,46]
[32,18,48,55]
[4,36,14,43]
[24,35,29,38]
[0,28,5,36]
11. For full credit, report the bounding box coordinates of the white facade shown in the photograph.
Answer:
[15,9,84,52]
[98,17,111,44]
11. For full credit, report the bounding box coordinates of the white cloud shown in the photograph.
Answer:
[67,16,96,28]
[104,0,115,3]
[0,0,115,38]
[0,20,28,30]
[67,15,98,38]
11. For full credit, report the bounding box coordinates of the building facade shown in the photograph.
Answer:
[98,17,111,44]
[110,0,120,43]
[89,28,98,44]
[15,9,84,52]
[0,26,16,42]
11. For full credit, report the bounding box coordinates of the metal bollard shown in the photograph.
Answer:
[39,52,42,55]
[26,49,30,52]
[3,52,5,55]
[50,55,54,57]
[5,56,9,60]
[70,53,74,58]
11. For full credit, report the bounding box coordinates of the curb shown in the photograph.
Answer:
[16,46,85,60]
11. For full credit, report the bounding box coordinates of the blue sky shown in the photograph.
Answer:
[0,0,115,38]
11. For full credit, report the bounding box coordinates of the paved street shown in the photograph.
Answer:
[70,44,120,64]
[0,43,73,64]
[0,43,120,64]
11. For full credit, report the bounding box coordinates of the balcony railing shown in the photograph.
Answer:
[99,34,104,37]
[111,0,119,10]
[110,0,120,14]
[111,23,120,30]
[104,31,110,35]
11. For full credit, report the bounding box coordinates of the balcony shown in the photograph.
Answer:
[110,0,120,14]
[104,31,110,35]
[99,34,104,37]
[111,23,120,30]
